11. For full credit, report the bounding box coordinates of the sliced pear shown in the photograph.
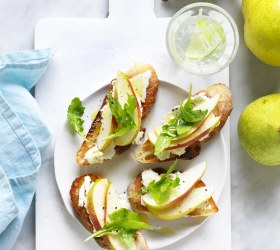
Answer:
[95,103,114,151]
[154,126,162,137]
[176,94,219,139]
[129,70,151,102]
[188,198,218,217]
[102,142,116,160]
[187,180,218,217]
[167,113,221,150]
[115,127,139,146]
[105,183,123,217]
[192,94,219,111]
[147,130,157,145]
[87,178,110,230]
[154,94,219,141]
[105,183,137,250]
[142,162,207,210]
[147,186,214,220]
[114,71,141,146]
[114,71,134,108]
[105,185,135,249]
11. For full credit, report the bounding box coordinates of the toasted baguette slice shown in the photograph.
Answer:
[70,174,149,249]
[188,180,219,217]
[70,174,109,248]
[76,63,159,166]
[135,83,232,163]
[127,169,218,217]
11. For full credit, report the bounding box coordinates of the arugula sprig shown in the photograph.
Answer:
[155,85,208,155]
[129,160,180,204]
[106,93,137,140]
[67,97,87,140]
[85,208,153,247]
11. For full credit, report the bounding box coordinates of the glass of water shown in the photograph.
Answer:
[166,2,239,75]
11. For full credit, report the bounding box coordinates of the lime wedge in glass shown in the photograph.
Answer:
[186,20,225,61]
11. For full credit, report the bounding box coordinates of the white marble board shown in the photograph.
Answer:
[34,0,231,249]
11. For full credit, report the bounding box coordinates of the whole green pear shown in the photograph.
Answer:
[242,0,280,66]
[238,94,280,166]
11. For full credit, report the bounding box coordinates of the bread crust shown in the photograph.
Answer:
[70,174,149,249]
[135,83,232,163]
[127,169,218,217]
[70,174,103,232]
[70,174,111,248]
[76,63,159,166]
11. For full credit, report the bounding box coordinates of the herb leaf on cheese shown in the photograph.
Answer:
[145,159,180,204]
[154,134,171,156]
[129,160,180,204]
[85,208,153,246]
[106,93,137,140]
[155,85,208,155]
[67,97,86,139]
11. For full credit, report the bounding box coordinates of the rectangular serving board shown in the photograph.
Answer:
[34,0,231,249]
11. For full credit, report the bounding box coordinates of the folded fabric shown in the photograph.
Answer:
[0,48,54,250]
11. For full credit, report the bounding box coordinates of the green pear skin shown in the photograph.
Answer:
[242,0,280,66]
[238,93,280,166]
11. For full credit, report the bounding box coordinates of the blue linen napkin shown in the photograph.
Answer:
[0,48,54,250]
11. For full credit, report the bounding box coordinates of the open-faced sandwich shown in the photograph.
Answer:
[135,83,232,163]
[70,174,152,249]
[75,63,159,166]
[128,160,218,220]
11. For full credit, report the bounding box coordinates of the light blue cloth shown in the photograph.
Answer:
[0,48,54,250]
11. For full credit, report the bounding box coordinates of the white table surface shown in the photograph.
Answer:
[0,1,279,250]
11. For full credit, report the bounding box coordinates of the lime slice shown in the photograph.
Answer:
[186,20,224,61]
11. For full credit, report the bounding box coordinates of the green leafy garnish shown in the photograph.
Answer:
[154,134,171,156]
[67,97,86,139]
[85,208,153,247]
[154,85,208,155]
[129,160,180,204]
[106,93,137,140]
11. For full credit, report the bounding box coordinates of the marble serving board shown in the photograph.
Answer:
[34,0,231,249]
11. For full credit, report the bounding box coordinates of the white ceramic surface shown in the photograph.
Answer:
[54,81,227,249]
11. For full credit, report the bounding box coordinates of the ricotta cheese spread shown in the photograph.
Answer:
[163,93,211,124]
[192,92,211,107]
[155,147,187,161]
[84,143,116,164]
[132,131,144,145]
[84,145,104,164]
[78,176,94,210]
[140,169,182,206]
[130,70,151,103]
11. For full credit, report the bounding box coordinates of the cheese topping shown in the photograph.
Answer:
[103,142,116,159]
[141,169,161,187]
[163,93,211,124]
[130,70,151,103]
[132,131,144,145]
[84,144,116,164]
[84,145,104,164]
[78,176,94,210]
[140,169,161,206]
[155,147,187,161]
[192,92,211,107]
[84,70,152,164]
[140,169,183,206]
[156,150,171,161]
